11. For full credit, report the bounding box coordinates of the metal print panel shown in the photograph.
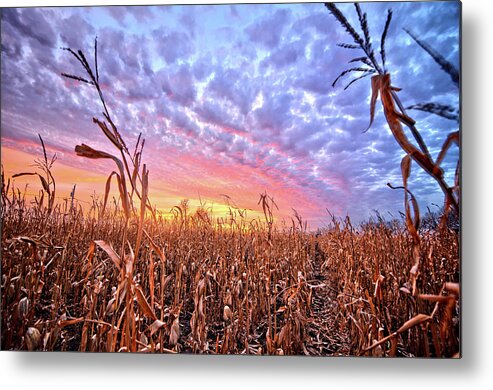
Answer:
[1,1,460,356]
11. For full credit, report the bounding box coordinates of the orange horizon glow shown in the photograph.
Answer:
[1,145,321,228]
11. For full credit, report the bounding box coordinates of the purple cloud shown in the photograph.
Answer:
[261,39,305,69]
[154,29,194,64]
[245,8,291,49]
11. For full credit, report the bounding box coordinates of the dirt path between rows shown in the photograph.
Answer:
[304,240,351,356]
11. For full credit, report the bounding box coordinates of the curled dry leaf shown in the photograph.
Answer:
[134,284,157,321]
[124,249,135,277]
[418,294,455,303]
[223,305,233,322]
[224,289,232,306]
[57,316,85,328]
[36,280,44,294]
[75,144,130,218]
[75,144,115,160]
[278,325,287,345]
[409,262,419,296]
[363,74,382,133]
[399,286,411,295]
[374,274,385,300]
[93,240,121,271]
[276,306,287,313]
[25,327,41,351]
[401,154,411,189]
[444,282,459,297]
[102,171,120,215]
[169,317,180,346]
[363,314,431,354]
[149,319,166,337]
[396,313,431,334]
[12,172,50,194]
[105,297,116,316]
[18,297,30,318]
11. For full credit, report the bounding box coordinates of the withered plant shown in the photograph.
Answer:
[11,134,57,215]
[324,2,460,356]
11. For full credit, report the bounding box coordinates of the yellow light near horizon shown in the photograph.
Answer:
[2,146,294,228]
[1,146,108,204]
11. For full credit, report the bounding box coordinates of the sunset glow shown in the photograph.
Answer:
[1,2,460,228]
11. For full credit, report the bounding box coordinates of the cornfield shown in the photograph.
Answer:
[1,2,460,357]
[0,166,460,356]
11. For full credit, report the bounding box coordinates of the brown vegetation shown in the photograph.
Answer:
[1,4,459,356]
[0,166,460,355]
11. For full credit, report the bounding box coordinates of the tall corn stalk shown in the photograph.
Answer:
[325,2,460,356]
[61,38,156,352]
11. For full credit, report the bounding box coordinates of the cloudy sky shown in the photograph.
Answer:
[0,1,460,228]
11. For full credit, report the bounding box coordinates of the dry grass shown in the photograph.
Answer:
[317,216,459,357]
[1,192,315,354]
[1,182,459,355]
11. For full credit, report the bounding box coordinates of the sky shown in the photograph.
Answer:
[0,1,460,228]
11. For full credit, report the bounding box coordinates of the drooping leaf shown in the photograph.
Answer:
[93,240,121,271]
[149,319,166,336]
[115,173,130,219]
[75,144,129,218]
[103,171,119,215]
[378,74,442,180]
[12,172,50,194]
[93,117,122,150]
[387,182,420,244]
[58,316,85,328]
[131,152,141,190]
[399,154,420,241]
[134,284,157,321]
[436,131,460,166]
[396,314,431,334]
[134,164,149,260]
[401,154,412,189]
[363,74,382,133]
